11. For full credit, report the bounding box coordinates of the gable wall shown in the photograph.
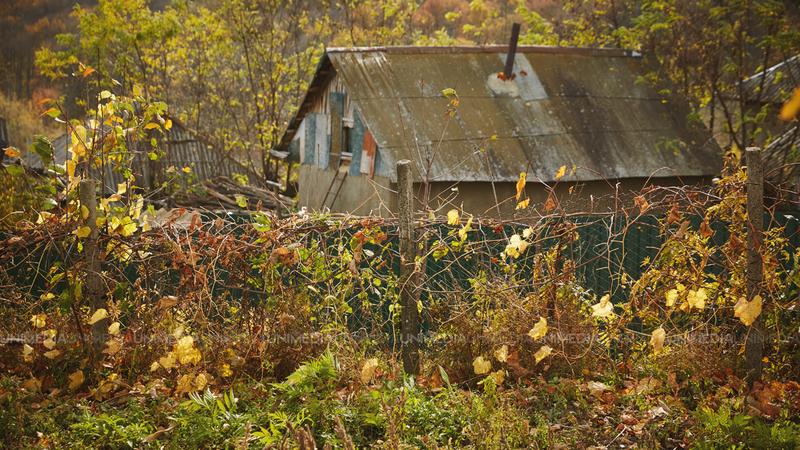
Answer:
[294,73,386,210]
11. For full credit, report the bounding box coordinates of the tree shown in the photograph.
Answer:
[560,0,800,151]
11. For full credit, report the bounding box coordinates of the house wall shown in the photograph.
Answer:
[420,177,711,218]
[291,73,387,212]
[297,164,393,216]
[298,169,711,217]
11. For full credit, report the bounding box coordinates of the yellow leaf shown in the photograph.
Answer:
[144,122,160,130]
[555,165,567,180]
[182,166,192,174]
[103,339,121,355]
[174,336,202,365]
[734,295,762,326]
[665,289,679,307]
[534,345,553,363]
[30,314,47,328]
[75,226,91,238]
[131,196,143,220]
[4,147,20,158]
[66,160,76,179]
[194,372,210,390]
[489,369,505,385]
[447,209,459,225]
[504,234,529,259]
[591,294,614,319]
[108,322,120,335]
[44,349,61,359]
[522,227,534,239]
[779,88,800,121]
[43,337,57,350]
[528,317,548,340]
[515,172,527,200]
[164,119,173,130]
[150,361,161,372]
[116,182,127,196]
[360,358,379,384]
[120,220,137,237]
[88,308,108,324]
[494,345,509,363]
[458,215,473,240]
[68,370,85,390]
[159,352,177,370]
[220,363,233,378]
[98,373,119,396]
[175,374,194,395]
[515,198,530,210]
[686,288,707,310]
[650,327,666,352]
[22,344,34,362]
[472,356,491,375]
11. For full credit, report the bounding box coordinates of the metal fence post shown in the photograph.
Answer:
[745,147,764,384]
[396,160,420,375]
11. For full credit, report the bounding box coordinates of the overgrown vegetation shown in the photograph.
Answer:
[1,0,800,448]
[2,142,800,447]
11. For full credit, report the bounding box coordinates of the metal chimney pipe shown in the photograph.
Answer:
[503,23,521,80]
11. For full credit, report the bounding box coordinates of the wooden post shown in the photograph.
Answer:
[745,147,764,384]
[397,160,420,375]
[79,179,107,358]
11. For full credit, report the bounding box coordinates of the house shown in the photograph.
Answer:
[740,56,799,198]
[708,55,799,149]
[277,45,721,216]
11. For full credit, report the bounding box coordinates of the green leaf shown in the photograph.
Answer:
[42,107,60,119]
[5,164,24,176]
[441,88,457,98]
[41,198,58,210]
[31,136,54,164]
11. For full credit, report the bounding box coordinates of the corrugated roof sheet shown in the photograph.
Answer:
[286,45,721,183]
[741,55,800,104]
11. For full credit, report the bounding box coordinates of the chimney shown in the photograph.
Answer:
[503,23,521,80]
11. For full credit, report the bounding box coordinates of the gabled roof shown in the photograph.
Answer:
[281,45,721,183]
[740,55,800,104]
[763,126,799,171]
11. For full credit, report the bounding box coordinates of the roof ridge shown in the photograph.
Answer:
[742,54,800,84]
[325,45,640,58]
